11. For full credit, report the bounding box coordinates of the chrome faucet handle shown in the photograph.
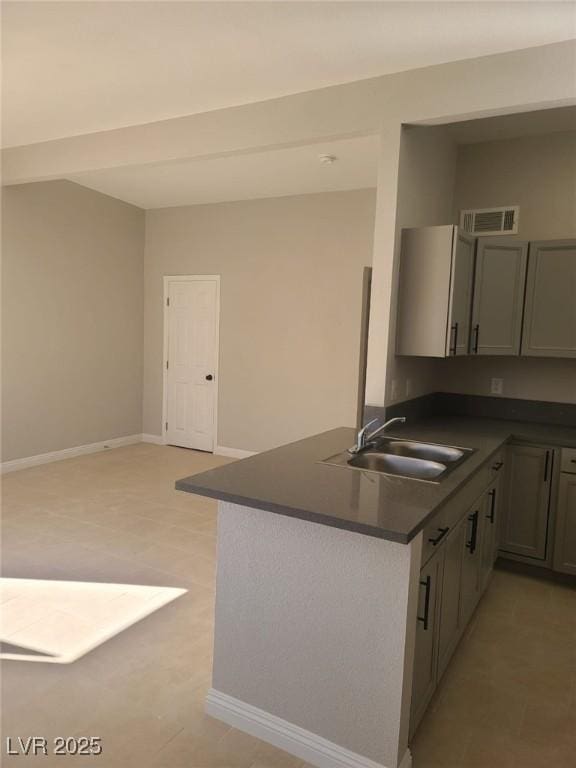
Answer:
[359,417,380,436]
[348,418,381,454]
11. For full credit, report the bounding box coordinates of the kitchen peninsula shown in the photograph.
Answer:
[176,415,576,768]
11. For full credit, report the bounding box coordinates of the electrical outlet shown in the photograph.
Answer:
[390,378,399,401]
[491,378,504,395]
[406,378,413,398]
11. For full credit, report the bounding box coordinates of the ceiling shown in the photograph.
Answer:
[3,1,576,148]
[70,105,576,210]
[68,134,379,209]
[447,105,576,144]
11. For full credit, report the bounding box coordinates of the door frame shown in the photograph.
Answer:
[162,275,221,451]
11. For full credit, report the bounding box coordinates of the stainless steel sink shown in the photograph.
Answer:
[376,439,464,464]
[348,452,446,480]
[321,437,473,482]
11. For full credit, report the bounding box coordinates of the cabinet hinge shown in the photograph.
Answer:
[166,360,169,370]
[166,297,170,307]
[165,421,168,431]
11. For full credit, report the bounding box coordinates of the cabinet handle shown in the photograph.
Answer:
[492,461,504,472]
[487,489,496,524]
[428,527,449,546]
[466,510,479,554]
[449,322,458,356]
[543,450,550,483]
[417,576,431,631]
[472,324,480,354]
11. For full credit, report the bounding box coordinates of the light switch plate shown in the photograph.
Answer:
[491,378,504,395]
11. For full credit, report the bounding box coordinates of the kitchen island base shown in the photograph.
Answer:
[207,501,423,768]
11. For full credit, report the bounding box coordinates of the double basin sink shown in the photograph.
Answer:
[322,437,473,482]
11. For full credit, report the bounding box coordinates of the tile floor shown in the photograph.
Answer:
[1,443,575,767]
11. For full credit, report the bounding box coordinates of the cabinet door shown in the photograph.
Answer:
[470,239,528,356]
[448,230,476,356]
[410,551,442,736]
[522,240,576,358]
[396,225,455,357]
[499,444,553,560]
[396,226,475,357]
[437,517,466,680]
[553,473,576,576]
[460,501,485,626]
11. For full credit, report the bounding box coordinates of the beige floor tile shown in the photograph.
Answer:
[3,444,576,768]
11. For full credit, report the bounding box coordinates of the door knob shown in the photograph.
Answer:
[205,374,214,381]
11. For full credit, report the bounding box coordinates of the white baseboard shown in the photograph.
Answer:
[215,446,257,459]
[1,434,143,474]
[205,689,411,768]
[142,437,255,455]
[141,433,165,445]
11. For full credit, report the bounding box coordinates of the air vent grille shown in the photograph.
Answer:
[460,206,519,236]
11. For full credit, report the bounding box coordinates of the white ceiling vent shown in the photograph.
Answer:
[460,206,519,236]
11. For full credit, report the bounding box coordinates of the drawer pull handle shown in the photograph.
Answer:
[472,324,480,354]
[492,461,504,471]
[428,527,449,546]
[449,322,458,356]
[466,511,479,554]
[544,450,550,483]
[417,576,431,631]
[487,489,496,524]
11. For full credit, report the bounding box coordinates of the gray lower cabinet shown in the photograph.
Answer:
[553,450,576,575]
[480,479,501,591]
[436,517,466,679]
[410,548,442,734]
[410,469,501,737]
[470,239,528,356]
[460,497,485,626]
[522,239,576,358]
[499,443,554,561]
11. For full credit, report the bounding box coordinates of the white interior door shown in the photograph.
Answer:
[164,277,219,451]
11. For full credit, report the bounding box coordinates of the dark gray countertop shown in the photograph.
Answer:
[175,417,576,544]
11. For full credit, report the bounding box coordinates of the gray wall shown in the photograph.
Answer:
[2,181,144,461]
[143,189,376,451]
[453,130,576,240]
[385,126,458,406]
[436,130,576,404]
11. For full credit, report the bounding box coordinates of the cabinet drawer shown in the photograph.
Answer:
[421,511,450,566]
[421,460,494,566]
[561,448,576,474]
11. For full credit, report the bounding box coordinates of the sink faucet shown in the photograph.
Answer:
[349,416,407,454]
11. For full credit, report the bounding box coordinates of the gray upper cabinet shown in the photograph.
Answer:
[450,230,476,355]
[470,239,528,356]
[522,239,576,358]
[396,225,475,357]
[499,444,554,561]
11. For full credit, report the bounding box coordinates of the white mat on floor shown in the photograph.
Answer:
[0,577,187,663]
